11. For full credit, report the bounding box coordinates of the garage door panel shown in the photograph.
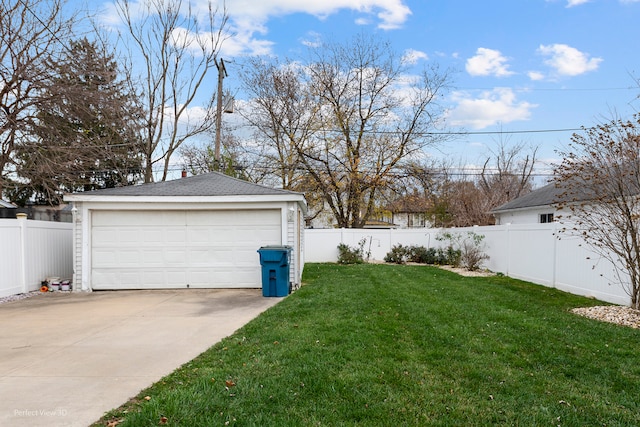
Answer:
[141,229,166,243]
[92,249,118,267]
[118,249,145,266]
[166,250,186,264]
[93,211,186,227]
[235,227,279,243]
[185,228,213,244]
[188,249,213,265]
[141,250,164,265]
[92,209,281,289]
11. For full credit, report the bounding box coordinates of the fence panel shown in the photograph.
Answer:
[0,222,23,297]
[0,218,73,298]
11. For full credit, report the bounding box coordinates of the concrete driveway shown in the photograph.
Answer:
[0,289,281,427]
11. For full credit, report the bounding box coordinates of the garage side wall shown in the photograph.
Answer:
[286,202,305,289]
[71,202,83,291]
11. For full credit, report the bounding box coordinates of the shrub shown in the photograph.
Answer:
[385,244,410,264]
[460,235,489,271]
[337,238,369,264]
[406,245,430,264]
[436,231,489,271]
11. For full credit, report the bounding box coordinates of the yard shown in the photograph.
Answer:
[97,264,640,426]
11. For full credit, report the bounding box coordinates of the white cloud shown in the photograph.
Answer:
[447,88,536,129]
[566,0,590,7]
[466,48,515,77]
[223,0,412,54]
[537,43,602,77]
[527,71,545,81]
[401,49,428,65]
[300,31,323,48]
[100,1,412,57]
[218,0,411,30]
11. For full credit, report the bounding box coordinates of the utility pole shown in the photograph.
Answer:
[214,58,227,171]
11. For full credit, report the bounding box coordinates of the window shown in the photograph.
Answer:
[540,213,554,223]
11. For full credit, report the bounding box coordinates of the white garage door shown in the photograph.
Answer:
[91,210,281,290]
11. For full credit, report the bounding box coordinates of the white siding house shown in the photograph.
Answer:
[492,182,562,225]
[64,172,306,292]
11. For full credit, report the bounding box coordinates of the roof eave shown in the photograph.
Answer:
[63,194,306,205]
[491,203,559,214]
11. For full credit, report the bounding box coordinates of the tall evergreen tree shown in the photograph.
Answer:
[16,38,144,205]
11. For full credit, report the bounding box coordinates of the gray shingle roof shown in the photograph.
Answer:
[0,199,16,208]
[69,172,301,197]
[491,178,600,213]
[491,182,560,213]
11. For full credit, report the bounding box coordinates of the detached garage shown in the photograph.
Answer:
[64,172,306,292]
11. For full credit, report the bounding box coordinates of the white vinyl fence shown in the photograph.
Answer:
[0,217,73,298]
[0,216,630,306]
[306,224,630,306]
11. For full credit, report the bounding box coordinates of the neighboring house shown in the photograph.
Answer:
[64,172,307,292]
[0,199,17,218]
[491,182,561,225]
[383,194,431,228]
[0,200,73,221]
[31,204,73,222]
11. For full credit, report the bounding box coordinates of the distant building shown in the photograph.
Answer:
[0,199,17,218]
[382,194,432,228]
[491,182,562,225]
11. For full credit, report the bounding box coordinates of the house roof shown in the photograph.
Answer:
[491,182,559,213]
[65,172,302,198]
[0,199,16,208]
[491,178,600,214]
[385,194,431,213]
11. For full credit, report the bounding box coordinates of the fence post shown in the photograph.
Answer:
[506,223,511,276]
[16,213,27,293]
[552,222,558,288]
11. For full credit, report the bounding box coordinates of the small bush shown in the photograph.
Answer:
[406,246,432,264]
[437,231,488,270]
[445,246,462,267]
[337,240,367,264]
[461,239,489,271]
[384,244,463,266]
[385,244,410,264]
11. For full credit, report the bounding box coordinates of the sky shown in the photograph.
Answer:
[94,0,640,181]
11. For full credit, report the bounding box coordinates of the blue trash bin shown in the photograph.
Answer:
[257,246,292,297]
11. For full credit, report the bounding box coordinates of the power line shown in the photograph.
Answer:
[15,0,75,56]
[456,86,637,93]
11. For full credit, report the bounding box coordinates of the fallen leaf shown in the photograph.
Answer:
[159,416,168,424]
[144,396,151,401]
[225,379,236,388]
[106,419,122,427]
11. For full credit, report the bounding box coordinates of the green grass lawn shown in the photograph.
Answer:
[96,264,640,426]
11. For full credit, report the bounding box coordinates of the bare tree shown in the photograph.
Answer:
[554,114,640,308]
[479,137,538,209]
[114,0,228,182]
[238,57,317,190]
[444,180,492,227]
[0,0,75,196]
[241,34,452,228]
[179,128,248,179]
